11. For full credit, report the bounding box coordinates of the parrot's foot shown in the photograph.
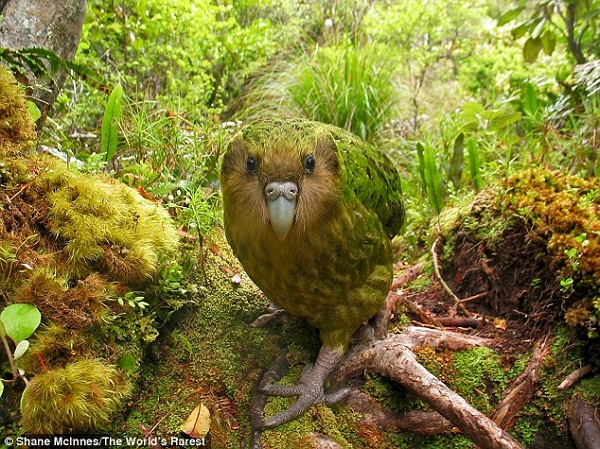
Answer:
[258,345,349,429]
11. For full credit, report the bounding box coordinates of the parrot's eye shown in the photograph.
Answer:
[245,156,259,175]
[303,154,316,174]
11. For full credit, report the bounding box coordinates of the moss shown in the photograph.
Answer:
[451,347,511,414]
[0,67,187,437]
[0,65,36,160]
[32,161,179,283]
[21,359,132,433]
[115,229,277,445]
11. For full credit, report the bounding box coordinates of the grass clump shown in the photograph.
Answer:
[239,43,398,142]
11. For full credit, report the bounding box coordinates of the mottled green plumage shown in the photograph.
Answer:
[221,117,404,351]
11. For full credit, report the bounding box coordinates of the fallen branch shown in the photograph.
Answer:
[492,335,551,429]
[335,333,523,449]
[436,317,481,328]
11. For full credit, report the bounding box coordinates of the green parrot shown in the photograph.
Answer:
[220,117,404,428]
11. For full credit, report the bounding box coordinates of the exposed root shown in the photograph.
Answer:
[344,389,453,435]
[334,332,524,449]
[558,364,595,391]
[250,349,289,449]
[492,335,551,429]
[431,235,471,317]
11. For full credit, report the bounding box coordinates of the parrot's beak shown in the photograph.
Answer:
[265,181,298,241]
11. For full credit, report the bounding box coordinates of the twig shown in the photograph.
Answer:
[431,235,471,317]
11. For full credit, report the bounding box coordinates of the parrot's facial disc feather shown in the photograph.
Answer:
[266,186,297,240]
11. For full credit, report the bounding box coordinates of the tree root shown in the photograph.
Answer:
[249,349,289,449]
[492,335,551,429]
[334,332,524,449]
[558,364,595,391]
[344,389,453,435]
[249,264,535,449]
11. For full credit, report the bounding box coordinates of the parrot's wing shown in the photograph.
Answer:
[329,127,405,238]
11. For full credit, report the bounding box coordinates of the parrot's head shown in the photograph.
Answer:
[221,119,342,242]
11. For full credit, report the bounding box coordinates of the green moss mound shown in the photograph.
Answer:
[441,168,600,339]
[21,359,132,433]
[0,64,183,435]
[0,64,36,159]
[35,162,179,283]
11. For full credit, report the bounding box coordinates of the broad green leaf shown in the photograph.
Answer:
[13,339,30,359]
[0,319,5,338]
[511,22,530,39]
[0,304,41,344]
[458,102,485,132]
[101,82,124,164]
[540,31,557,55]
[0,380,3,399]
[490,111,522,130]
[498,6,525,26]
[523,37,543,62]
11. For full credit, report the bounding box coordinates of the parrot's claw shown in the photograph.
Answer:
[248,305,288,328]
[258,345,346,429]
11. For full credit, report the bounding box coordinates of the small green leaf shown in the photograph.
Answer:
[119,352,137,375]
[26,101,41,122]
[20,383,29,414]
[511,22,530,39]
[416,142,427,194]
[498,6,525,26]
[0,380,4,399]
[522,82,539,117]
[0,304,41,344]
[101,82,124,164]
[13,339,30,359]
[531,18,547,39]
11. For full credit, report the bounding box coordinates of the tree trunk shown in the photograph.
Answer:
[0,0,88,126]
